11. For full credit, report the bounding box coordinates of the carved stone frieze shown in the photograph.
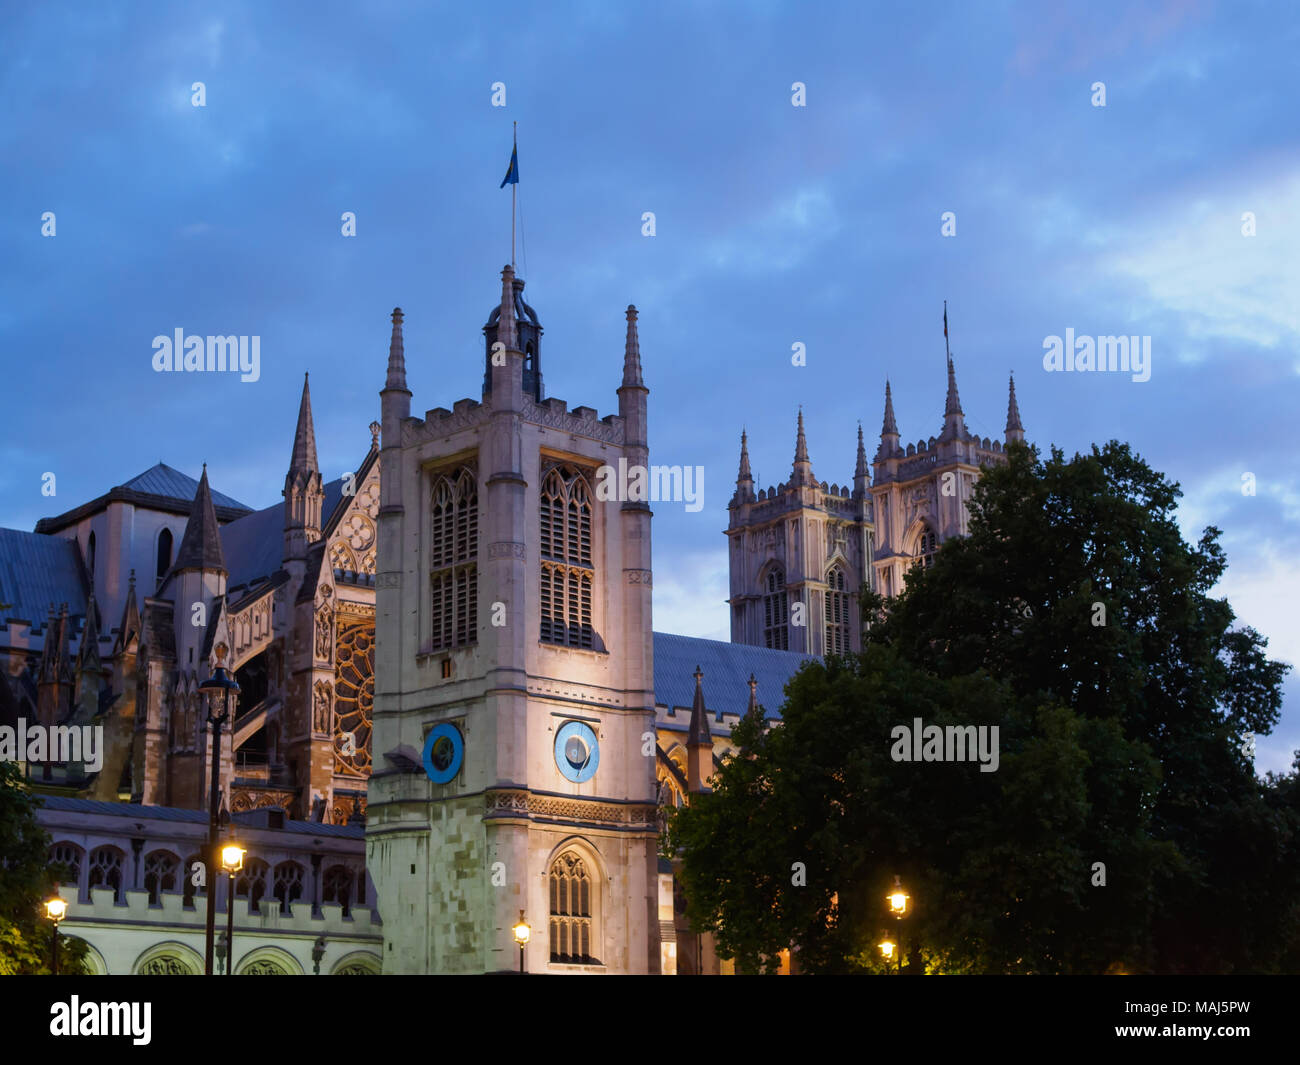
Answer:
[484,789,656,829]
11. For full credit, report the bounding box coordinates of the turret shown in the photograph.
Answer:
[1005,373,1025,445]
[686,666,713,794]
[283,374,324,565]
[733,430,755,505]
[791,409,816,488]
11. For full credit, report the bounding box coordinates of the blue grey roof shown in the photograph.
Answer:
[0,528,88,626]
[221,477,346,593]
[36,795,363,838]
[121,463,250,512]
[652,631,815,724]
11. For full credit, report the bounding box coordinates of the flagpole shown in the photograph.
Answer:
[511,121,517,269]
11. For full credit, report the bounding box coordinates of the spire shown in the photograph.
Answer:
[621,305,644,388]
[39,604,72,685]
[853,423,870,498]
[498,264,517,351]
[792,408,815,487]
[290,373,319,476]
[881,380,899,437]
[114,570,140,656]
[939,357,967,443]
[172,464,227,575]
[384,307,407,391]
[687,666,712,746]
[734,429,755,504]
[1005,373,1025,443]
[77,594,102,675]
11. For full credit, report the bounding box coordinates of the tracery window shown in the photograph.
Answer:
[183,853,203,907]
[916,526,938,569]
[49,843,82,887]
[430,468,479,649]
[549,852,597,964]
[235,858,270,913]
[323,865,356,917]
[143,850,179,905]
[334,619,374,776]
[87,846,124,902]
[273,861,304,914]
[762,566,789,650]
[539,466,594,649]
[824,565,850,655]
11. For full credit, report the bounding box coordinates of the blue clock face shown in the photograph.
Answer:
[422,723,464,784]
[554,721,599,783]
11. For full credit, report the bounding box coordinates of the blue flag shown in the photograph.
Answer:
[500,145,518,188]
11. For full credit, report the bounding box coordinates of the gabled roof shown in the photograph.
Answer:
[35,463,252,534]
[220,476,350,595]
[653,631,814,726]
[0,528,89,628]
[168,467,226,576]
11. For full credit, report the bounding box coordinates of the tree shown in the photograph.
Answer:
[0,761,88,975]
[667,646,1175,973]
[866,441,1297,972]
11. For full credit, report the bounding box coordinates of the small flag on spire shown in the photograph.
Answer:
[943,301,948,338]
[499,143,519,188]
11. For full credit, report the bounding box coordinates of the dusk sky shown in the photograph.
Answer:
[3,1,1297,772]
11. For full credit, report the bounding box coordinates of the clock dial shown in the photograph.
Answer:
[422,723,464,784]
[554,721,599,783]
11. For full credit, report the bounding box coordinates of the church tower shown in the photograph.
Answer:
[369,267,660,974]
[726,412,873,655]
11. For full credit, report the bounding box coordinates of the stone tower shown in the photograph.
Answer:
[369,267,660,974]
[726,412,874,655]
[728,354,1026,649]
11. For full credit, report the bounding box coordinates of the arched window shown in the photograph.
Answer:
[323,865,356,917]
[272,861,304,914]
[916,526,938,570]
[86,532,96,578]
[143,850,179,906]
[540,466,595,649]
[183,854,203,908]
[430,468,478,650]
[549,852,598,964]
[762,566,789,650]
[235,858,270,913]
[87,846,124,902]
[825,565,850,655]
[49,842,83,890]
[156,528,173,584]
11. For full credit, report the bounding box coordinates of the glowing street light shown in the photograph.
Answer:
[512,910,531,974]
[221,843,245,976]
[45,895,68,975]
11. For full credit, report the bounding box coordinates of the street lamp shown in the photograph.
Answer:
[878,938,896,971]
[512,911,530,974]
[887,875,910,974]
[198,642,240,976]
[44,896,68,976]
[221,843,245,976]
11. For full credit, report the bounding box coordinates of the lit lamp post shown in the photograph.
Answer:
[512,911,530,974]
[44,896,68,975]
[878,937,896,972]
[221,843,245,976]
[887,875,910,975]
[198,643,240,977]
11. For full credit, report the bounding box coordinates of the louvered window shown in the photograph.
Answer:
[825,565,850,655]
[540,466,594,649]
[430,468,479,650]
[763,567,789,650]
[549,852,597,964]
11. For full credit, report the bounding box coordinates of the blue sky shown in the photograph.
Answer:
[2,1,1297,772]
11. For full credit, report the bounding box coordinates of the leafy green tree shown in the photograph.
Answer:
[0,761,88,975]
[667,646,1174,973]
[866,441,1297,972]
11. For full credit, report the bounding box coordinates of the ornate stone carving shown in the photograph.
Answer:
[341,513,375,552]
[401,403,491,446]
[312,680,333,734]
[139,956,193,976]
[484,789,657,829]
[314,586,334,662]
[626,569,652,585]
[357,476,381,520]
[522,396,624,444]
[376,572,399,589]
[333,620,373,776]
[487,541,526,560]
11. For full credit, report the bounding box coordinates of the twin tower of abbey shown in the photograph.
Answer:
[3,262,1025,974]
